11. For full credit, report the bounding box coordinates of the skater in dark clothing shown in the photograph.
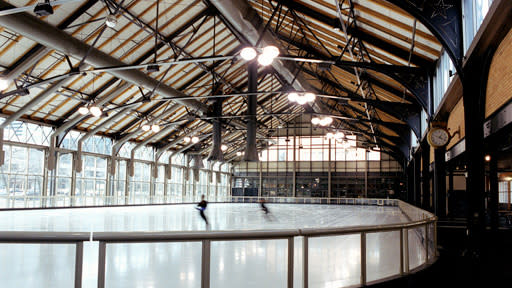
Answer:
[260,198,269,214]
[197,195,208,225]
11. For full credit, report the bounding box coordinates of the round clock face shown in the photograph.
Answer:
[429,128,449,147]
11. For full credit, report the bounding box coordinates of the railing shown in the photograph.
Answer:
[0,194,396,209]
[0,194,232,209]
[0,199,437,288]
[230,195,399,206]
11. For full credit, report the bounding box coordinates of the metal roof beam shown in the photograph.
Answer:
[278,0,432,68]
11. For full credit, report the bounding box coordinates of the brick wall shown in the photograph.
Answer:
[446,98,464,150]
[486,27,512,118]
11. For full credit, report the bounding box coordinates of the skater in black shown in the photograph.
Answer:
[197,195,208,225]
[260,198,269,214]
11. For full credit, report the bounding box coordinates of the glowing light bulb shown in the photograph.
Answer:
[236,151,242,156]
[311,117,320,125]
[240,47,257,61]
[257,53,273,66]
[151,124,161,133]
[191,136,199,143]
[334,132,344,139]
[304,92,316,102]
[89,105,102,117]
[78,106,89,115]
[296,96,308,105]
[287,92,299,102]
[105,14,117,28]
[326,132,334,139]
[321,116,333,125]
[262,45,279,59]
[221,144,228,151]
[142,124,151,132]
[184,136,191,143]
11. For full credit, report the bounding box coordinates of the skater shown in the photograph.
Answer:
[196,195,208,225]
[259,198,269,214]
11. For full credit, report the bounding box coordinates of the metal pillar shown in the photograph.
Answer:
[244,61,259,161]
[293,134,296,197]
[462,51,487,280]
[207,98,224,162]
[433,147,446,217]
[421,142,430,210]
[448,165,454,217]
[414,153,421,207]
[489,153,498,231]
[328,139,332,198]
[364,150,369,198]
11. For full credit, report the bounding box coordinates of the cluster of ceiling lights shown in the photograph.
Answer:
[325,131,353,148]
[78,105,103,117]
[236,151,245,156]
[184,136,200,144]
[311,116,333,126]
[142,123,161,133]
[240,46,280,66]
[325,131,345,140]
[288,92,316,105]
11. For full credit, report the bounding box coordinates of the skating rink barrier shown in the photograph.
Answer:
[0,195,402,209]
[0,199,436,288]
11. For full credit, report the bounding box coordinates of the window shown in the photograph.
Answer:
[168,166,183,202]
[154,165,166,202]
[0,145,45,200]
[82,135,112,155]
[499,181,510,205]
[129,162,151,203]
[463,0,494,53]
[259,135,374,162]
[56,153,72,196]
[75,155,107,205]
[113,160,127,201]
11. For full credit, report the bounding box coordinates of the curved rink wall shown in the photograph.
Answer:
[0,200,436,288]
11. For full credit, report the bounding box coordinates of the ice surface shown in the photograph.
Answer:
[0,203,425,288]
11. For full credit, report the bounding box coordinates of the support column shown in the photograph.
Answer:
[448,165,454,217]
[328,139,332,198]
[433,147,446,217]
[207,98,224,162]
[421,142,430,211]
[244,61,259,161]
[293,135,296,197]
[414,153,421,207]
[462,53,487,279]
[489,153,498,231]
[407,161,414,203]
[364,150,369,198]
[258,162,262,198]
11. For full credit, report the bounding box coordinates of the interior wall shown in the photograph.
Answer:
[486,26,512,118]
[446,98,465,150]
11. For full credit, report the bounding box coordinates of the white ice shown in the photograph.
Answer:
[0,203,426,288]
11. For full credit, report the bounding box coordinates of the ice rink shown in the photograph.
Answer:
[0,203,426,287]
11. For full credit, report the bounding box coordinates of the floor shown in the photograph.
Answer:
[0,203,426,288]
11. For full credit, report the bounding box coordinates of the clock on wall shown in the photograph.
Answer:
[427,127,450,148]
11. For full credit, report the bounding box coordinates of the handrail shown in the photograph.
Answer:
[0,231,90,242]
[0,218,435,243]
